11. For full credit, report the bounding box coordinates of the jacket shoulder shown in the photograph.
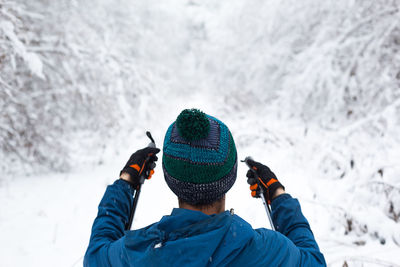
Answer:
[227,215,301,266]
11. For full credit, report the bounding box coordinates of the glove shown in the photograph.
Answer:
[120,146,160,188]
[246,159,284,203]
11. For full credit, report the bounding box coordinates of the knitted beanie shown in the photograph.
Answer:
[162,109,237,205]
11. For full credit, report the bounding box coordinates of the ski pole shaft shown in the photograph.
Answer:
[125,131,156,230]
[127,184,142,230]
[242,156,275,231]
[260,189,275,231]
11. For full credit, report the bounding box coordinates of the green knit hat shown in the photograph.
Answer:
[162,109,237,205]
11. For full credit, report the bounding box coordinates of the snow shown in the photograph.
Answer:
[1,104,399,266]
[1,0,400,266]
[0,20,44,79]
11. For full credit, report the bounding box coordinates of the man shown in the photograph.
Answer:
[84,109,326,266]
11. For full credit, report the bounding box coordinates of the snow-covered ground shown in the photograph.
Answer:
[1,96,399,266]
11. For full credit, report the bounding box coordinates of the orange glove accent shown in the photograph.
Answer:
[250,183,258,190]
[266,178,278,187]
[147,169,155,179]
[130,164,141,172]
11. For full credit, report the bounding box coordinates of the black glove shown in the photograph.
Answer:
[246,159,284,203]
[120,146,160,188]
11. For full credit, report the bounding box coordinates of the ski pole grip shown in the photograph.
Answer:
[243,156,257,174]
[243,156,265,194]
[139,131,157,183]
[146,131,156,147]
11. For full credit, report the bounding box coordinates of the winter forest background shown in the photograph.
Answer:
[1,0,400,266]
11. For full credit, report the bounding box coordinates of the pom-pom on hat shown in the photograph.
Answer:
[162,109,237,205]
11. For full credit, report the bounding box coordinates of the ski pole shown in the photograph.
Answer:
[126,131,156,230]
[242,156,275,231]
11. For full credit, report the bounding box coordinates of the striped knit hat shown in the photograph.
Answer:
[162,109,237,205]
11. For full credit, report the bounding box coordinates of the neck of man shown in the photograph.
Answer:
[179,196,226,215]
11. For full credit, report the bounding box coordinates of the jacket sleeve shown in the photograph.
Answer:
[84,179,134,267]
[270,193,326,266]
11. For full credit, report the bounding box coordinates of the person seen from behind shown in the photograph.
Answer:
[84,108,326,266]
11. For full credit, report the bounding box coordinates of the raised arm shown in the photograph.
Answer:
[84,147,160,266]
[84,179,134,266]
[246,159,326,266]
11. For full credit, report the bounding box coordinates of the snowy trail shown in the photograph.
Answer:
[1,89,399,266]
[1,114,399,267]
[0,169,108,266]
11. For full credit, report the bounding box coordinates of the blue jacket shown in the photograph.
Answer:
[84,180,326,266]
